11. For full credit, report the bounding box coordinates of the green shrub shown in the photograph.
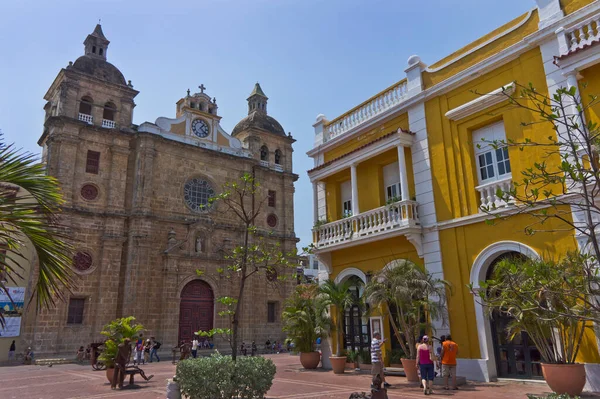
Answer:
[358,349,372,364]
[389,348,405,364]
[177,352,276,399]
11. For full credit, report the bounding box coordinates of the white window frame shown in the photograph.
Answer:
[341,180,352,217]
[473,121,512,185]
[385,183,401,202]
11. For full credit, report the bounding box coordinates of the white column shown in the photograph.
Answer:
[565,72,587,148]
[313,181,319,223]
[350,164,359,215]
[397,145,410,201]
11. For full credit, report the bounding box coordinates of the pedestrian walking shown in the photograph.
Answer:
[8,340,15,364]
[416,335,436,395]
[134,338,144,365]
[370,332,391,390]
[144,339,151,364]
[440,334,459,390]
[251,341,257,356]
[192,337,199,358]
[150,336,161,362]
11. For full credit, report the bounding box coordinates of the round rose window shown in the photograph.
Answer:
[184,178,215,213]
[81,184,98,200]
[267,214,278,228]
[73,251,93,272]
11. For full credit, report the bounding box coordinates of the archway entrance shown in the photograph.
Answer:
[488,253,543,379]
[342,276,370,353]
[178,280,214,344]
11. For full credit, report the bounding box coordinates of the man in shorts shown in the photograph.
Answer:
[440,334,459,390]
[370,332,391,389]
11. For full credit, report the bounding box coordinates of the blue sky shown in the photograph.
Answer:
[0,0,533,250]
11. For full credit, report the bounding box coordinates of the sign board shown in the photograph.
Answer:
[0,287,25,337]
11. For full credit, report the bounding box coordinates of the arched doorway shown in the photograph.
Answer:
[487,252,543,379]
[342,275,370,353]
[178,280,214,344]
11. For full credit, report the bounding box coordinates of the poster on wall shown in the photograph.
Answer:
[0,287,25,337]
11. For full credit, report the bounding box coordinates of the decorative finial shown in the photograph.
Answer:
[199,84,206,94]
[67,61,73,68]
[127,80,133,88]
[212,97,217,104]
[187,88,190,97]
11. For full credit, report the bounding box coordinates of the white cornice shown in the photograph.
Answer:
[308,132,414,181]
[445,82,515,121]
[307,2,600,160]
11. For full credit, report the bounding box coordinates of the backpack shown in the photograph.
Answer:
[154,341,161,349]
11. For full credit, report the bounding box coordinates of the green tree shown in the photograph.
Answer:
[479,82,600,321]
[0,139,73,325]
[319,279,355,357]
[201,172,298,361]
[364,260,450,359]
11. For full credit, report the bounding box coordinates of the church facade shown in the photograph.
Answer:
[25,25,298,356]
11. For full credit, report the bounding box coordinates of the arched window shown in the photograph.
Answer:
[274,149,282,165]
[103,102,116,121]
[79,96,93,115]
[260,146,269,162]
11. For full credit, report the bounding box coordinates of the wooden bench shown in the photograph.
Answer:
[123,365,154,386]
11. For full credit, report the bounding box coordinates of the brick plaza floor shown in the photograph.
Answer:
[0,353,598,398]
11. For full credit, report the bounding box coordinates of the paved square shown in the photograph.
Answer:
[0,354,597,398]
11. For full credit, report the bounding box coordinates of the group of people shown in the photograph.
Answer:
[370,332,459,395]
[132,336,161,365]
[7,340,34,365]
[264,339,287,354]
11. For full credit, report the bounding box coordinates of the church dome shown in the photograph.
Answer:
[71,55,127,86]
[232,111,286,137]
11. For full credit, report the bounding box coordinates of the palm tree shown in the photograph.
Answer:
[0,140,73,325]
[319,279,355,357]
[364,260,450,359]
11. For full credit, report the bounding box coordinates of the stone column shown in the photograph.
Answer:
[350,164,359,215]
[397,145,410,201]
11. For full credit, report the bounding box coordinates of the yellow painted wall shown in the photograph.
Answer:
[561,0,596,15]
[579,62,600,126]
[425,48,558,222]
[323,147,414,222]
[423,11,539,88]
[324,113,409,163]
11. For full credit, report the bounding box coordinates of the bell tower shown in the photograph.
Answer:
[83,24,110,60]
[247,83,268,115]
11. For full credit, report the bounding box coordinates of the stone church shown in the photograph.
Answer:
[24,24,298,356]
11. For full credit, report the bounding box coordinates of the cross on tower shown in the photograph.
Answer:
[199,84,206,94]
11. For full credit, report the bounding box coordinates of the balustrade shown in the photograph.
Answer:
[259,160,269,168]
[325,80,408,140]
[314,200,419,249]
[564,14,600,53]
[102,119,116,128]
[475,177,513,211]
[78,113,93,125]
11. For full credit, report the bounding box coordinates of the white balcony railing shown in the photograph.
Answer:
[273,164,284,172]
[102,119,116,129]
[476,176,514,211]
[259,160,269,168]
[325,80,408,141]
[314,200,419,249]
[78,113,93,125]
[565,14,600,53]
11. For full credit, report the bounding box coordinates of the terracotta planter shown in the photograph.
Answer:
[299,351,321,369]
[359,362,372,371]
[345,362,355,370]
[330,356,347,374]
[106,367,114,384]
[401,358,419,382]
[542,363,586,396]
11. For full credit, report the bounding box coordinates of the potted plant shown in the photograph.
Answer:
[282,284,329,370]
[98,316,145,383]
[358,348,372,371]
[476,253,594,396]
[364,260,449,382]
[346,350,359,370]
[319,279,356,374]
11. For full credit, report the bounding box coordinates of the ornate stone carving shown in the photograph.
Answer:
[81,184,99,200]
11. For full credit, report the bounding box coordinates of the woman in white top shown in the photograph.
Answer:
[191,338,199,358]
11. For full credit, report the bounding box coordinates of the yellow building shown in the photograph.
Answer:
[307,0,600,386]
